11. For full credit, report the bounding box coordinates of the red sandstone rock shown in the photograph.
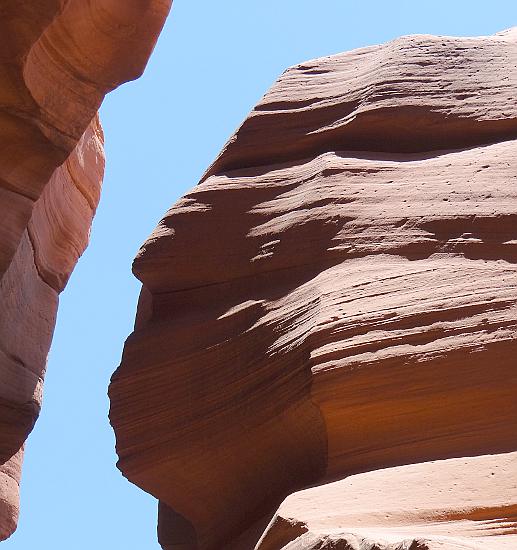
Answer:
[0,0,171,540]
[257,452,517,549]
[110,30,517,549]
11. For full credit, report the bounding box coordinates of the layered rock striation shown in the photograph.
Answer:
[0,0,171,540]
[110,29,517,549]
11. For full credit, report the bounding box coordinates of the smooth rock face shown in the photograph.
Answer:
[257,452,517,550]
[0,0,171,540]
[110,30,517,549]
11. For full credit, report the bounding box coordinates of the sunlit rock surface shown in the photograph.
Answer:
[0,0,171,539]
[110,29,517,549]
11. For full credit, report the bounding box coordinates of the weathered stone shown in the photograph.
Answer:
[110,29,517,549]
[0,0,171,539]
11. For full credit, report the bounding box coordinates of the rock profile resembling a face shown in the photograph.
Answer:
[110,28,517,550]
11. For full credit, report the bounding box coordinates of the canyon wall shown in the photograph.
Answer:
[110,29,517,549]
[0,0,171,540]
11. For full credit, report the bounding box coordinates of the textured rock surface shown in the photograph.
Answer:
[0,0,171,540]
[257,453,517,550]
[110,29,517,549]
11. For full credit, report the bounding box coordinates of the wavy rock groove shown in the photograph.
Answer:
[0,0,171,540]
[110,29,517,549]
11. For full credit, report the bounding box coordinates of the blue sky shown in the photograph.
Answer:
[5,1,516,548]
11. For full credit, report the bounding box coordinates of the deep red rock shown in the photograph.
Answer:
[110,29,517,549]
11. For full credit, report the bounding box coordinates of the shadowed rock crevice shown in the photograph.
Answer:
[204,109,517,179]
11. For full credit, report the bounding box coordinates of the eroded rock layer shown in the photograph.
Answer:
[110,29,517,549]
[257,452,517,550]
[0,0,171,540]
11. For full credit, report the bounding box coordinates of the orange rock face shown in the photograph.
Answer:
[0,0,171,540]
[110,30,517,549]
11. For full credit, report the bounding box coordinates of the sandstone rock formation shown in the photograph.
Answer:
[0,0,171,540]
[257,452,517,550]
[110,29,517,549]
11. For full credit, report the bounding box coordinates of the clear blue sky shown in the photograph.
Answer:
[5,1,516,548]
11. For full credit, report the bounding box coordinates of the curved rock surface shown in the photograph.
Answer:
[0,0,171,540]
[110,29,517,549]
[257,452,517,550]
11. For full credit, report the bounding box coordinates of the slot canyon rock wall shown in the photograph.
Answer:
[0,0,171,540]
[110,28,517,550]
